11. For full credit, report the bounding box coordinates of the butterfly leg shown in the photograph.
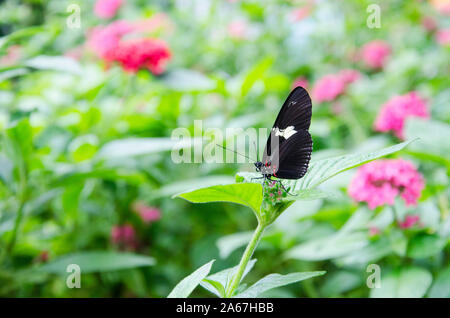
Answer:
[251,176,265,182]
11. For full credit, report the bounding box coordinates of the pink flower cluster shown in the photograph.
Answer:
[290,7,311,21]
[398,215,421,229]
[374,91,429,139]
[132,202,161,224]
[94,0,124,19]
[0,45,21,66]
[348,159,425,210]
[431,0,450,15]
[227,21,248,40]
[360,40,391,69]
[436,28,450,46]
[111,224,137,250]
[292,76,309,90]
[87,20,171,74]
[112,38,171,74]
[312,69,361,103]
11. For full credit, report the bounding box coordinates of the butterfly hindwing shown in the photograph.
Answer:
[261,130,313,179]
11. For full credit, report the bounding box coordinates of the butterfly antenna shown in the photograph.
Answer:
[253,141,259,162]
[216,144,255,163]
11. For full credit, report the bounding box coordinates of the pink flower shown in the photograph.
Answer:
[360,40,391,69]
[64,46,84,61]
[348,159,425,210]
[228,21,248,39]
[87,20,171,74]
[0,45,21,66]
[374,92,429,139]
[292,77,309,90]
[94,0,124,19]
[331,101,343,115]
[435,28,450,46]
[112,38,171,74]
[369,227,380,236]
[337,69,361,84]
[422,16,437,32]
[134,13,172,33]
[312,69,361,103]
[290,7,311,21]
[111,224,137,250]
[87,20,135,60]
[431,0,450,15]
[132,202,161,224]
[398,215,421,229]
[312,74,346,103]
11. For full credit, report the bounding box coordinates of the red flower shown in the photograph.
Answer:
[111,38,171,74]
[87,20,171,74]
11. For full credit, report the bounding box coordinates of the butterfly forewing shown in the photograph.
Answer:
[272,86,312,131]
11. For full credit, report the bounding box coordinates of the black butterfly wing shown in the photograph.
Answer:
[261,130,313,179]
[261,86,313,179]
[271,86,312,131]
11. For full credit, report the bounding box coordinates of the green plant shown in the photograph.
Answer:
[169,140,413,298]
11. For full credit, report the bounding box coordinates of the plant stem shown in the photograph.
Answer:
[5,200,25,254]
[225,222,265,298]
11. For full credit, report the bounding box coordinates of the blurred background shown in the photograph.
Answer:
[0,0,449,297]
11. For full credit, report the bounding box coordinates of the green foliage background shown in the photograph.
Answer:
[0,0,449,297]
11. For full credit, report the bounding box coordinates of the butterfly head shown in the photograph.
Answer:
[254,161,263,172]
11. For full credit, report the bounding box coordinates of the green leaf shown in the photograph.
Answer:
[428,267,450,298]
[151,175,234,199]
[370,267,432,298]
[161,69,216,91]
[0,68,29,82]
[237,140,415,194]
[285,232,368,261]
[0,26,44,50]
[168,260,215,298]
[38,251,155,274]
[216,231,253,259]
[286,209,371,261]
[407,234,446,259]
[240,57,273,98]
[174,183,263,215]
[97,137,196,159]
[235,271,326,298]
[320,271,363,296]
[200,259,257,297]
[24,55,82,75]
[405,118,450,168]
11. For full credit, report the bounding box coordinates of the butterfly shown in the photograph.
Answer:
[254,86,313,187]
